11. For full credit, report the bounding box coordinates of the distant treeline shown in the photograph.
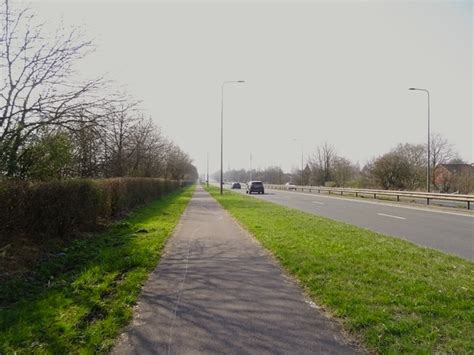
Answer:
[216,136,473,194]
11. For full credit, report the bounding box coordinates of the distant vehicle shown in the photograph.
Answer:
[246,181,265,194]
[285,182,297,191]
[231,182,241,189]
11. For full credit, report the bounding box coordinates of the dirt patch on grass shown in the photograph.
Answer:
[0,232,91,283]
[0,236,46,282]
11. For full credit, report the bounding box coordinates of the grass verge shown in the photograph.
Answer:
[206,186,473,353]
[0,185,194,354]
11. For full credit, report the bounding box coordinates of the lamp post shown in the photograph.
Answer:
[221,80,245,195]
[409,87,431,192]
[249,152,252,181]
[293,139,304,186]
[206,152,209,188]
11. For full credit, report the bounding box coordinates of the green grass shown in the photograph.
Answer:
[0,185,194,354]
[206,186,474,353]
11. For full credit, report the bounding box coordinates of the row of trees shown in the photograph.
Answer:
[302,134,463,191]
[214,166,287,185]
[9,109,198,181]
[0,0,197,181]
[218,134,472,193]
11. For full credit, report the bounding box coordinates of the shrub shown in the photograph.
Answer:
[324,181,337,187]
[0,178,188,243]
[25,180,104,236]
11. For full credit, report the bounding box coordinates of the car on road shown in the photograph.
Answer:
[231,182,241,189]
[285,182,297,191]
[246,181,265,194]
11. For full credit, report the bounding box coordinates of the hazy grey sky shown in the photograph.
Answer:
[25,0,473,175]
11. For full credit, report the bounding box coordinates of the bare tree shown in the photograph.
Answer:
[100,103,141,177]
[309,142,336,186]
[430,134,456,167]
[70,119,104,177]
[128,118,170,177]
[430,133,458,188]
[332,157,354,187]
[222,166,285,184]
[0,0,109,177]
[164,143,196,180]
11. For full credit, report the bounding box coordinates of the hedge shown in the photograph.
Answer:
[0,178,190,242]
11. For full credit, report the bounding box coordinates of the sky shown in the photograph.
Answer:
[21,0,473,175]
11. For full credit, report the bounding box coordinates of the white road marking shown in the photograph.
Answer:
[377,213,406,220]
[312,201,325,205]
[268,189,474,218]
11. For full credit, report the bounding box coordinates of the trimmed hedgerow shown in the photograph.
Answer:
[0,178,189,241]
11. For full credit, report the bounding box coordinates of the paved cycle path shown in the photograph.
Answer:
[113,186,360,354]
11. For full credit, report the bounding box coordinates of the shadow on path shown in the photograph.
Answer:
[113,186,360,354]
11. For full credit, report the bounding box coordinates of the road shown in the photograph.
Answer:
[114,186,359,354]
[225,185,474,260]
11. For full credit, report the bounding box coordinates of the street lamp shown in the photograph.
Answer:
[206,152,209,188]
[409,87,431,192]
[221,80,245,195]
[249,152,252,181]
[293,138,304,186]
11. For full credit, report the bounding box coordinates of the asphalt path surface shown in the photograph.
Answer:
[113,186,359,354]
[227,185,474,260]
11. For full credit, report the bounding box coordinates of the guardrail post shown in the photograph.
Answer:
[374,193,376,199]
[318,189,320,193]
[468,201,471,210]
[340,191,343,196]
[355,192,358,197]
[427,198,430,205]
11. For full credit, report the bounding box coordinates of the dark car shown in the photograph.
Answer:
[231,182,241,189]
[246,181,265,194]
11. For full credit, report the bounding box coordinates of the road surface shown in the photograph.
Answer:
[226,185,474,260]
[113,186,360,354]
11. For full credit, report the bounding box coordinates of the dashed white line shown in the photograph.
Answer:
[312,201,325,205]
[269,189,473,218]
[377,213,406,220]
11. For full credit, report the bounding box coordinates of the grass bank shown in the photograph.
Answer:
[0,185,194,354]
[206,186,473,353]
